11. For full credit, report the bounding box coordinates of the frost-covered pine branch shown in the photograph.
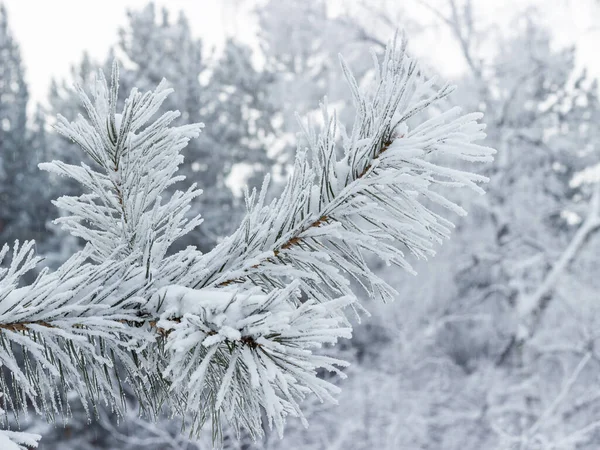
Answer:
[193,36,493,310]
[42,62,204,268]
[0,35,494,446]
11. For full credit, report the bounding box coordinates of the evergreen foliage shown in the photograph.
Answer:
[0,32,493,447]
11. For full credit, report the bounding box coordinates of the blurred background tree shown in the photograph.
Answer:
[0,5,52,251]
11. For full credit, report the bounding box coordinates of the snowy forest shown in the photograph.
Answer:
[0,0,599,449]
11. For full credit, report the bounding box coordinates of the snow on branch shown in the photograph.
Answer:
[40,62,204,268]
[0,242,157,426]
[193,36,494,308]
[148,284,353,438]
[0,34,494,446]
[0,428,40,450]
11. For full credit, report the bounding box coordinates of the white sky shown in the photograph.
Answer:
[3,0,600,106]
[3,0,255,105]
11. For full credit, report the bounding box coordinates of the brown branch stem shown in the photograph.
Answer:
[217,137,396,287]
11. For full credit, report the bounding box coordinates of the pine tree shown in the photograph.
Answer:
[22,105,54,247]
[0,5,32,245]
[190,38,279,247]
[256,0,390,128]
[0,36,494,448]
[257,0,344,128]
